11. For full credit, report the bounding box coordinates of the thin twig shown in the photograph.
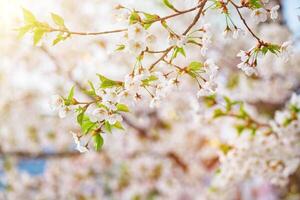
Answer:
[149,47,173,71]
[183,0,207,35]
[230,1,262,43]
[50,28,128,36]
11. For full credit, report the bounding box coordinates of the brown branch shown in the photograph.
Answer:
[230,1,262,43]
[149,47,173,71]
[49,3,208,38]
[166,152,188,172]
[183,0,207,35]
[0,150,81,159]
[50,28,128,36]
[148,3,207,24]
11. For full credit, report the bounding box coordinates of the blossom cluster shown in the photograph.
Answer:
[0,0,300,199]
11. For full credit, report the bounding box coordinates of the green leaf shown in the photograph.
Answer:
[83,80,97,96]
[22,8,36,24]
[141,75,158,86]
[203,95,217,107]
[113,121,124,130]
[213,109,225,118]
[52,34,65,45]
[226,74,239,90]
[97,74,123,88]
[160,20,169,29]
[104,121,112,133]
[93,134,104,151]
[261,46,268,55]
[187,61,203,71]
[162,0,178,12]
[143,13,159,29]
[219,143,232,155]
[81,115,97,134]
[51,13,65,27]
[115,44,125,51]
[68,86,75,100]
[239,104,249,119]
[77,106,87,125]
[267,44,281,55]
[17,25,33,38]
[117,104,130,112]
[172,47,186,59]
[129,11,141,24]
[224,96,232,112]
[33,29,45,45]
[235,124,245,135]
[249,0,262,8]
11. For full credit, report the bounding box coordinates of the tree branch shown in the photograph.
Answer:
[183,0,207,35]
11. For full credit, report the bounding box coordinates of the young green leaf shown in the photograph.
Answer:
[213,109,225,118]
[141,75,158,86]
[17,25,33,39]
[143,13,160,29]
[115,44,125,51]
[77,106,88,125]
[97,74,123,88]
[249,0,262,9]
[172,47,186,59]
[113,121,125,130]
[93,134,104,151]
[81,115,97,134]
[129,11,141,24]
[162,0,179,12]
[33,29,45,45]
[104,121,112,133]
[52,34,64,45]
[67,86,75,102]
[22,8,36,24]
[117,103,130,112]
[51,13,65,27]
[187,61,203,72]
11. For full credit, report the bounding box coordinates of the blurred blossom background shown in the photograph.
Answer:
[0,0,300,200]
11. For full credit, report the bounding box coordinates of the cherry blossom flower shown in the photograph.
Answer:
[270,5,280,20]
[128,23,147,41]
[71,132,89,153]
[232,28,245,39]
[222,27,232,38]
[237,62,258,76]
[251,8,268,24]
[107,113,123,124]
[127,39,146,56]
[168,34,187,47]
[50,94,68,118]
[290,93,300,108]
[90,107,108,122]
[280,41,292,62]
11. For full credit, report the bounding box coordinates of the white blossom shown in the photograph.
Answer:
[237,62,257,76]
[222,27,232,38]
[168,34,188,47]
[128,23,147,41]
[90,107,108,122]
[237,50,249,62]
[50,94,69,118]
[71,132,89,153]
[290,93,300,108]
[127,39,146,56]
[107,113,122,124]
[274,110,290,125]
[232,28,245,39]
[251,8,268,24]
[270,5,280,20]
[280,41,292,62]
